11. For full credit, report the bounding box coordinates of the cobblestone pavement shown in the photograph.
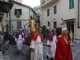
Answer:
[2,40,80,60]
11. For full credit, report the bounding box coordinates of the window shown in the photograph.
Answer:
[15,9,22,16]
[54,6,57,14]
[47,9,50,16]
[53,22,57,28]
[17,21,22,29]
[69,0,74,9]
[48,21,50,26]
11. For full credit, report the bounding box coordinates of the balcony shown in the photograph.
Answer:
[0,0,13,13]
[41,0,51,4]
[41,0,59,7]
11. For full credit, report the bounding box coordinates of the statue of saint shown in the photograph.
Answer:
[29,16,37,34]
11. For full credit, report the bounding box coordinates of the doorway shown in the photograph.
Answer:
[53,22,57,28]
[66,21,74,34]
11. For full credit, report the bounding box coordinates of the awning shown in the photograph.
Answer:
[65,18,75,22]
[0,1,13,13]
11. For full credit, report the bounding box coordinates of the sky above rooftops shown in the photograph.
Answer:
[22,0,40,8]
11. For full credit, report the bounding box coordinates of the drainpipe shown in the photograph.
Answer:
[78,0,80,28]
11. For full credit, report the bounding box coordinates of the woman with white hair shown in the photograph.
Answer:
[54,28,73,60]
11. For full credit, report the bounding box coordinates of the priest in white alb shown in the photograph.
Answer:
[30,27,44,60]
[46,29,57,60]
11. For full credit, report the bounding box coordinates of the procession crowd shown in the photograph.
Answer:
[0,27,73,60]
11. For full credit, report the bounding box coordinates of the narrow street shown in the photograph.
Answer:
[3,44,30,60]
[2,40,80,60]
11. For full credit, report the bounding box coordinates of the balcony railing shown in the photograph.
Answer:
[41,0,51,4]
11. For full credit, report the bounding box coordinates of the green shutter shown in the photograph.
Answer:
[54,6,57,14]
[18,9,22,15]
[15,9,17,15]
[47,9,50,16]
[69,0,71,9]
[72,0,74,8]
[69,0,74,9]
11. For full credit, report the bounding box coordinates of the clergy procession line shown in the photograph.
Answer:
[13,27,73,60]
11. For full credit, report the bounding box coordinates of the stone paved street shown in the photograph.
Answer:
[72,40,80,60]
[2,40,80,60]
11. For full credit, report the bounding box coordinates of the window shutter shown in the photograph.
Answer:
[69,0,71,9]
[54,6,57,14]
[15,9,17,15]
[47,9,50,16]
[69,0,74,9]
[72,0,74,8]
[48,21,50,26]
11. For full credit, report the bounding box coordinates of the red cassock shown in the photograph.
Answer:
[54,34,73,60]
[31,33,44,42]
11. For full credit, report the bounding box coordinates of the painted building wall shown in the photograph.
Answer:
[41,0,80,39]
[10,3,35,32]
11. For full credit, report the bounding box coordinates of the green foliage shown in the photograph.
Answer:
[25,37,31,42]
[25,33,32,43]
[42,25,50,38]
[42,25,46,29]
[56,27,62,36]
[4,32,9,39]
